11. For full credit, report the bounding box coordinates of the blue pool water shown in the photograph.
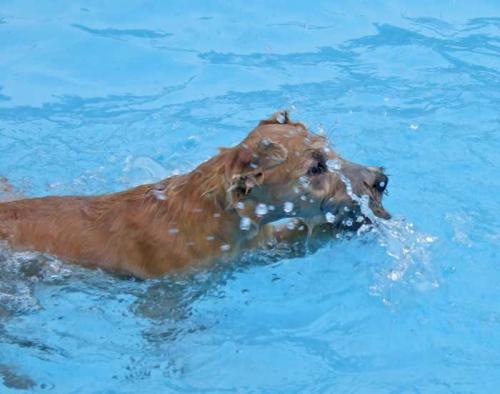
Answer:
[1,1,500,392]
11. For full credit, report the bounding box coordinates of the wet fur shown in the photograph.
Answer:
[0,112,389,278]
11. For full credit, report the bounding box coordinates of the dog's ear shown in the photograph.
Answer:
[225,139,287,207]
[258,110,290,126]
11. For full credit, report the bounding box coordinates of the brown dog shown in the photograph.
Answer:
[0,111,390,278]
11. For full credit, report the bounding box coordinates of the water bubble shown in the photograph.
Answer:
[206,236,215,241]
[298,176,310,189]
[286,221,296,230]
[240,217,251,231]
[356,215,365,223]
[326,159,341,172]
[168,228,179,235]
[300,195,307,201]
[123,155,169,186]
[255,203,268,217]
[379,181,386,188]
[268,205,275,211]
[220,244,231,252]
[410,123,419,131]
[345,219,353,227]
[325,212,335,223]
[236,202,245,210]
[283,202,294,213]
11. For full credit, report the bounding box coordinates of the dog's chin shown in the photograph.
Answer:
[312,200,391,235]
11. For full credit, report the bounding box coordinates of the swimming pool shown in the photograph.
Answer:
[1,0,499,392]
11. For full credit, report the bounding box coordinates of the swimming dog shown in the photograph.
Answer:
[0,111,390,277]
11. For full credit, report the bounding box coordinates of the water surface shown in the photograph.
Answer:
[1,1,499,392]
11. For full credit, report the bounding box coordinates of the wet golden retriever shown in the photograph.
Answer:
[0,111,390,278]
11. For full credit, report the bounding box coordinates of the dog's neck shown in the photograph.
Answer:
[151,156,264,247]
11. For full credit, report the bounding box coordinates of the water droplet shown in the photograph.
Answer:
[152,190,167,200]
[326,159,341,171]
[345,219,353,227]
[286,221,296,230]
[343,206,350,212]
[298,176,310,189]
[268,205,275,211]
[284,202,294,213]
[240,217,251,231]
[388,271,401,281]
[206,235,215,241]
[410,123,419,130]
[213,213,221,218]
[276,112,286,124]
[168,228,179,235]
[300,195,307,201]
[236,202,245,210]
[260,137,272,146]
[356,215,365,223]
[220,244,231,252]
[325,212,335,223]
[255,203,268,217]
[379,181,386,188]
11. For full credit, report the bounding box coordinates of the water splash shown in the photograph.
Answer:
[0,247,74,315]
[369,218,439,304]
[122,155,169,186]
[334,168,439,302]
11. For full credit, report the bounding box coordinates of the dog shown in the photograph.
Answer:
[0,111,390,278]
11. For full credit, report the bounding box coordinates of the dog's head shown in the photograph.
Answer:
[223,111,390,233]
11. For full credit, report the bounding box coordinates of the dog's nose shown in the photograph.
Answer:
[372,172,388,193]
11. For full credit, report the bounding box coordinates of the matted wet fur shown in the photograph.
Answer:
[0,111,390,278]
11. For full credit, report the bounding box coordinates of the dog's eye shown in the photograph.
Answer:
[307,161,327,176]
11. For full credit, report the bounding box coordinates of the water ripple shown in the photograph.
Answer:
[71,24,173,40]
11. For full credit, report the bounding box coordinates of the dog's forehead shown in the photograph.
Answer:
[248,123,327,150]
